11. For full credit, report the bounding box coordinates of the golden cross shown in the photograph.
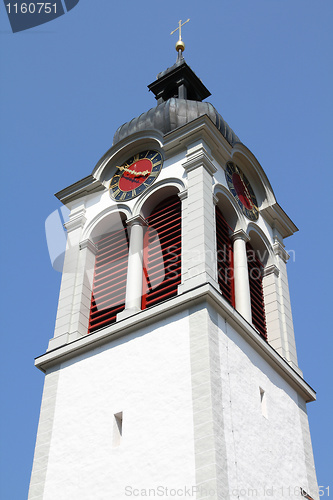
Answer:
[170,18,190,41]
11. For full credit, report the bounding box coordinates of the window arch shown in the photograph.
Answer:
[142,195,181,309]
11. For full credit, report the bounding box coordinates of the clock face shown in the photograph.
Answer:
[225,161,259,221]
[109,150,163,202]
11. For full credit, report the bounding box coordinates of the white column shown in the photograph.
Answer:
[117,215,147,320]
[231,230,252,323]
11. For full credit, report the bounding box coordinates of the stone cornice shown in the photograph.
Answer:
[35,283,315,403]
[163,114,232,167]
[261,203,298,239]
[55,175,104,205]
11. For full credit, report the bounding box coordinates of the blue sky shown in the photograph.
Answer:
[1,1,332,498]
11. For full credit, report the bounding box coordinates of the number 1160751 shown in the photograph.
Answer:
[6,3,57,14]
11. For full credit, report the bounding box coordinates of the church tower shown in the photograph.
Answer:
[28,34,318,500]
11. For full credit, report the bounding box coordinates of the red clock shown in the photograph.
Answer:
[109,150,163,201]
[225,161,259,221]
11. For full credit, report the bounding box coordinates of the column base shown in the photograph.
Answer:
[117,307,141,321]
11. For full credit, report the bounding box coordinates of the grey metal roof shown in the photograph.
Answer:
[113,56,240,147]
[113,98,240,146]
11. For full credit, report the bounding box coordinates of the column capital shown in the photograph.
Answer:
[64,208,86,232]
[262,264,280,278]
[273,240,290,263]
[79,239,98,255]
[182,144,217,176]
[231,229,250,244]
[178,190,188,201]
[213,194,219,206]
[126,215,148,228]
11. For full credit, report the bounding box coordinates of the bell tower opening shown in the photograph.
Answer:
[142,195,181,310]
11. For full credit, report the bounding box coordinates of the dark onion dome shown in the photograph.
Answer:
[113,56,240,147]
[113,98,240,146]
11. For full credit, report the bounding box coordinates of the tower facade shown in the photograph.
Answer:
[28,54,318,500]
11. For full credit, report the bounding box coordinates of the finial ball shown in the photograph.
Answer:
[175,39,185,52]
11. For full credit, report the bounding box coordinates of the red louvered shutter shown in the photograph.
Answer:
[246,243,267,339]
[142,195,181,309]
[215,206,235,307]
[88,223,129,333]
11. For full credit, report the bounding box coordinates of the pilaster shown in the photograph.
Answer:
[179,142,219,293]
[262,263,287,357]
[67,238,97,342]
[189,303,230,500]
[28,368,60,500]
[48,208,86,350]
[273,239,299,371]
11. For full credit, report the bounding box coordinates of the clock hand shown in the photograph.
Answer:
[117,165,150,176]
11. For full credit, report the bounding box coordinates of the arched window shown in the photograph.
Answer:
[215,205,234,307]
[246,243,267,339]
[88,222,129,333]
[142,195,181,309]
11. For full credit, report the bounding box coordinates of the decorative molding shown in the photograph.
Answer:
[261,203,298,239]
[263,264,280,278]
[182,144,217,176]
[79,239,98,255]
[213,194,219,206]
[64,209,87,232]
[126,214,148,227]
[55,176,104,204]
[273,241,290,263]
[133,177,186,217]
[231,229,251,243]
[178,190,188,201]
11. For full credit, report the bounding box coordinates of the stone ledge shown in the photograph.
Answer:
[35,282,316,402]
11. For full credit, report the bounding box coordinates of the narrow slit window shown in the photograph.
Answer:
[259,388,268,418]
[215,206,234,307]
[113,412,123,447]
[247,243,267,340]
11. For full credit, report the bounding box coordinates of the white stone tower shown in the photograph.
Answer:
[28,47,318,500]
